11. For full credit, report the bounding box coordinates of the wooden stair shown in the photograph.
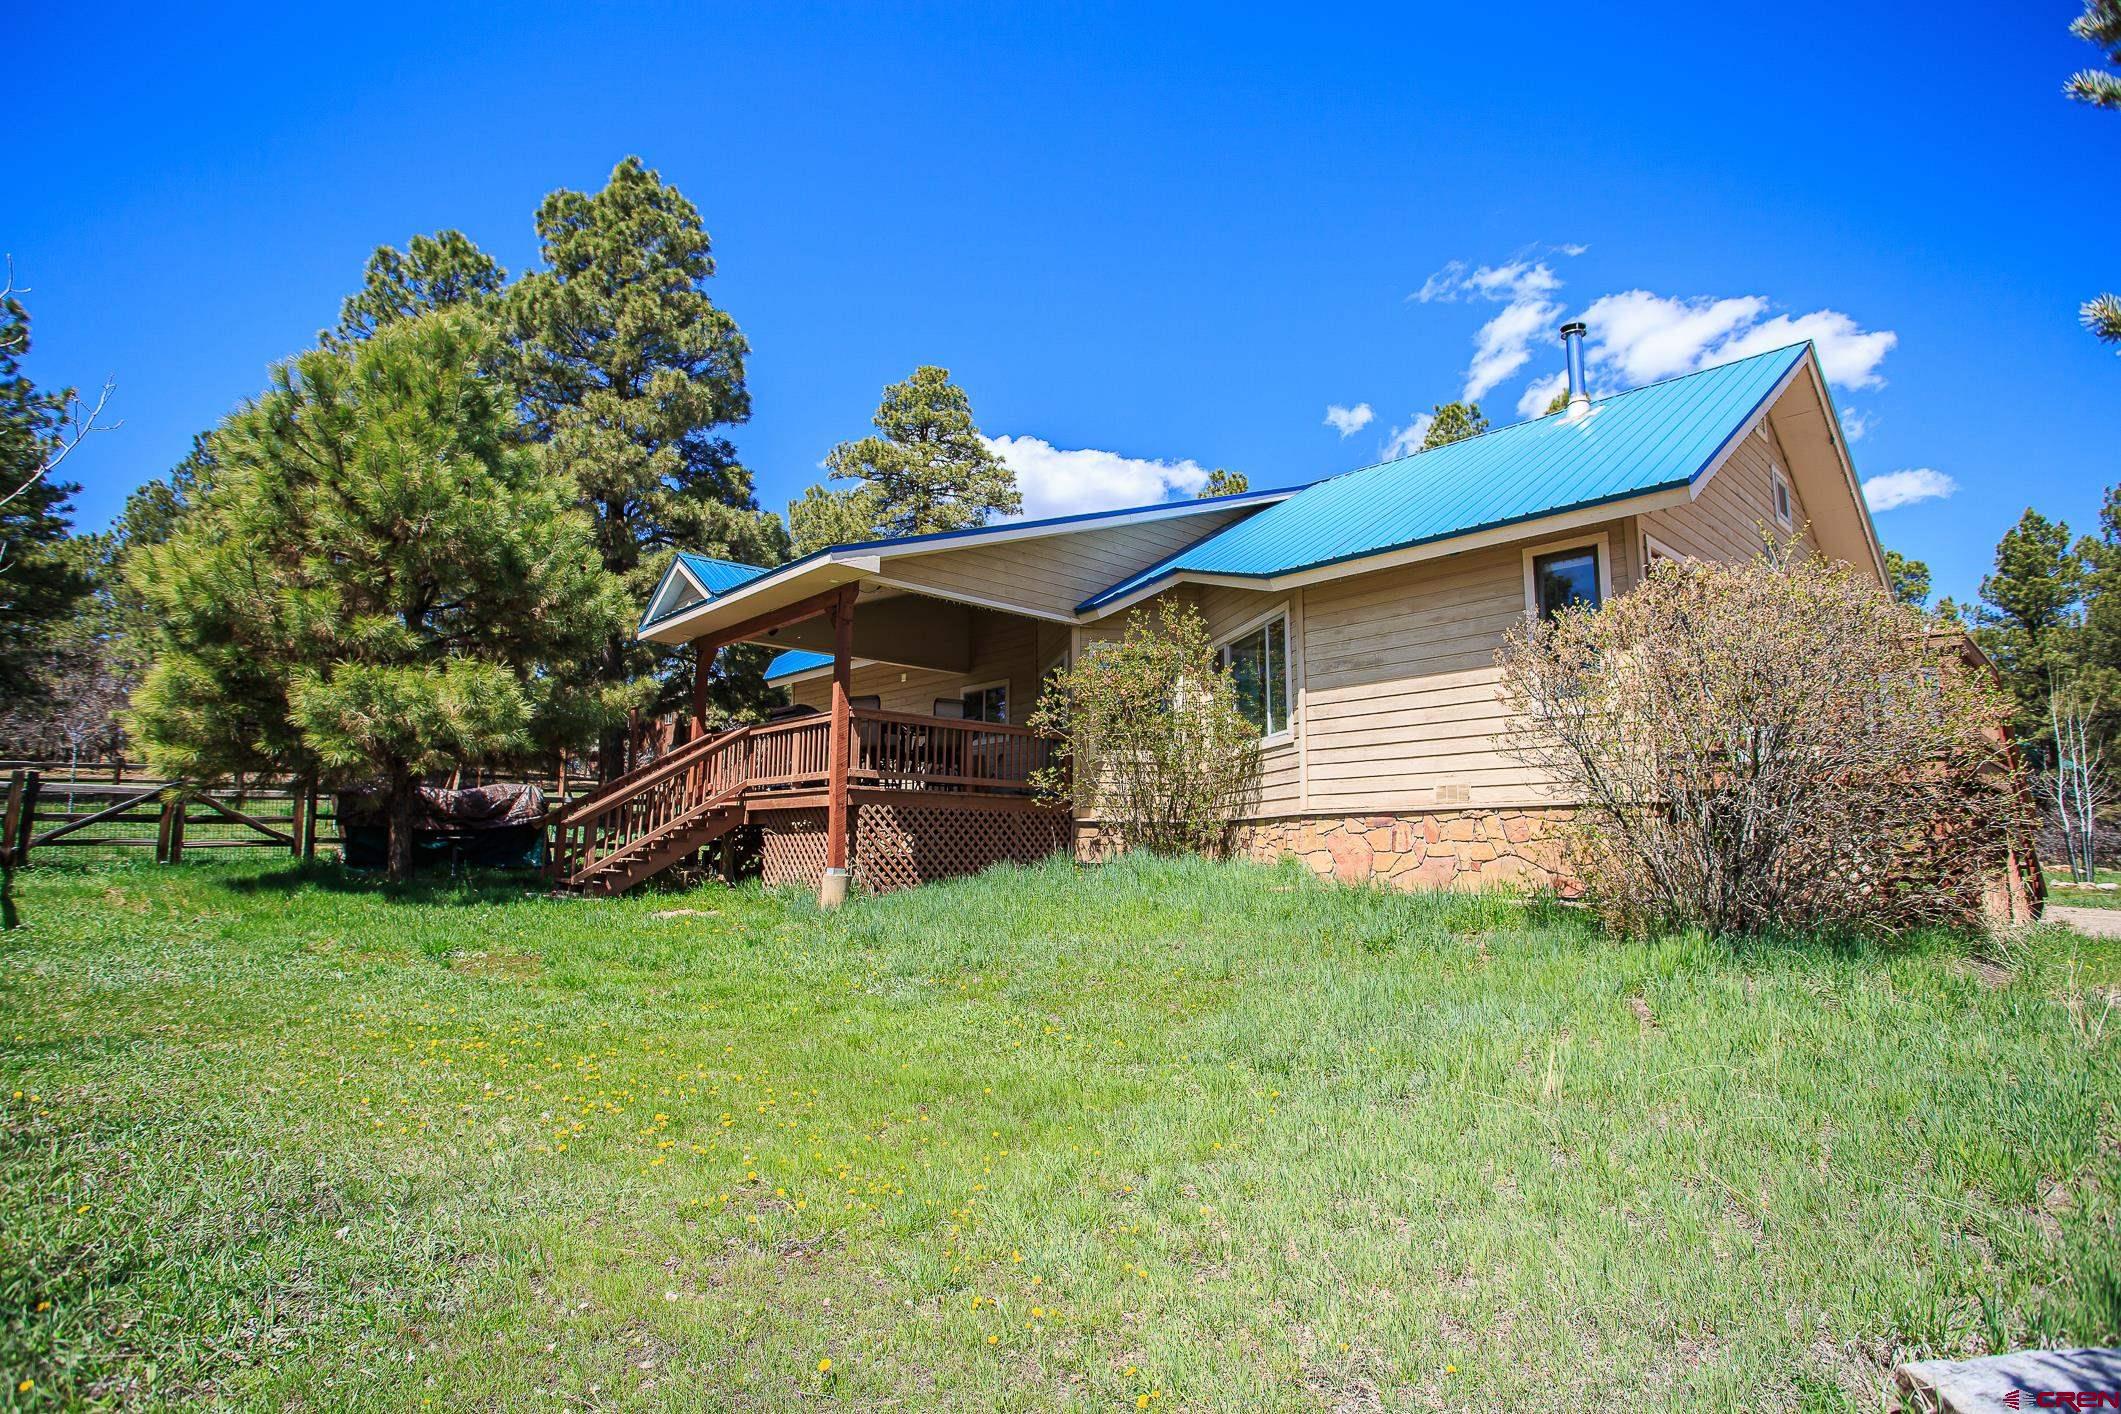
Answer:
[564,801,741,896]
[547,725,758,896]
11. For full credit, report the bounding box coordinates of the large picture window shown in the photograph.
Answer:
[1217,612,1291,738]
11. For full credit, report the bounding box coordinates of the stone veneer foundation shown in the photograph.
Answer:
[1073,808,1575,891]
[1230,808,1575,891]
[1233,808,1576,891]
[1054,807,1576,891]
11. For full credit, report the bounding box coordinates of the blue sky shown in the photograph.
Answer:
[14,1,2118,605]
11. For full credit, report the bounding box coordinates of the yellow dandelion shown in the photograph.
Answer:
[817,1357,831,1373]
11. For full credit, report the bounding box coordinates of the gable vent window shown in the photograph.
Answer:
[1770,465,1795,530]
[1217,612,1291,738]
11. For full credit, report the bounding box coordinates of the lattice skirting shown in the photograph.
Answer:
[757,802,1072,894]
[758,808,832,889]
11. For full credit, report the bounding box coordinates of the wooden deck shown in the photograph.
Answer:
[546,710,1064,895]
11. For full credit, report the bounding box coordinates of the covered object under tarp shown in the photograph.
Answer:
[337,783,546,871]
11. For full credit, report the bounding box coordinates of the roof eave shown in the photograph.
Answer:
[637,551,880,645]
[1077,482,1699,619]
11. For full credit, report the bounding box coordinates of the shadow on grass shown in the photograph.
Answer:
[221,859,552,908]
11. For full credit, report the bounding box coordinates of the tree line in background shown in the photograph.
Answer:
[0,158,1030,876]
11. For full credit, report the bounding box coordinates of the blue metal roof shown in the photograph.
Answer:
[1081,343,1810,612]
[676,553,773,597]
[645,485,1307,637]
[637,553,774,633]
[764,649,832,683]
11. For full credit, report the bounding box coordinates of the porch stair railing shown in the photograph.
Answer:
[545,709,1060,896]
[546,724,757,895]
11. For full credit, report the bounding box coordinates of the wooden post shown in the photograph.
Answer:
[155,789,177,863]
[9,772,37,869]
[693,641,715,742]
[289,779,308,858]
[1,770,24,870]
[301,780,320,860]
[820,585,857,908]
[159,789,187,865]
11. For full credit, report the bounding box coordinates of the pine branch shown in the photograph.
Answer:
[2066,67,2121,107]
[2085,293,2121,346]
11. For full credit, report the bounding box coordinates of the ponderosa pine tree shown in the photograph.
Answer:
[130,312,628,879]
[1197,468,1248,498]
[2067,1,2121,346]
[1976,508,2084,745]
[1883,549,1933,609]
[790,366,1020,555]
[506,157,788,764]
[0,291,90,698]
[331,230,507,345]
[1421,401,1490,451]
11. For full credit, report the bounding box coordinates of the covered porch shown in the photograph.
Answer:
[553,574,1072,901]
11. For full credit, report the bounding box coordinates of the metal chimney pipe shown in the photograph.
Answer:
[1560,320,1590,413]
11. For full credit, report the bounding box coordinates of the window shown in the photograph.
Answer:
[1643,533,1688,571]
[1531,546,1603,620]
[1216,612,1291,738]
[960,682,1007,723]
[1770,464,1794,529]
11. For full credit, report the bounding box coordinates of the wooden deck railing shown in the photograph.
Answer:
[748,715,834,789]
[851,710,1055,793]
[544,708,1063,883]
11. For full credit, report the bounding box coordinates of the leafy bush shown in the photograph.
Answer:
[1028,599,1260,856]
[1497,544,2032,937]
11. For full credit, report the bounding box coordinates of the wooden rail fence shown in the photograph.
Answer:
[1,770,330,866]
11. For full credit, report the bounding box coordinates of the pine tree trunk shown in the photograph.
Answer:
[598,638,630,784]
[386,770,418,883]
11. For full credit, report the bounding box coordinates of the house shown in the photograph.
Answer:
[550,327,1888,901]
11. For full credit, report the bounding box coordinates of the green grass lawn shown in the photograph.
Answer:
[2,855,2117,1410]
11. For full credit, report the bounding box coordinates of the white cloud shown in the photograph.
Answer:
[1861,468,1956,512]
[1710,310,1897,390]
[1414,255,1575,403]
[1323,402,1375,437]
[1415,257,1564,305]
[1577,292,1896,392]
[1466,295,1563,401]
[1379,413,1434,461]
[1837,407,1873,442]
[1577,291,1768,386]
[1517,371,1569,419]
[984,434,1210,519]
[1417,252,1901,426]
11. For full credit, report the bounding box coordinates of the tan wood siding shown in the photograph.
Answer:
[1293,518,1638,813]
[880,509,1254,619]
[789,609,1042,721]
[1638,421,1817,565]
